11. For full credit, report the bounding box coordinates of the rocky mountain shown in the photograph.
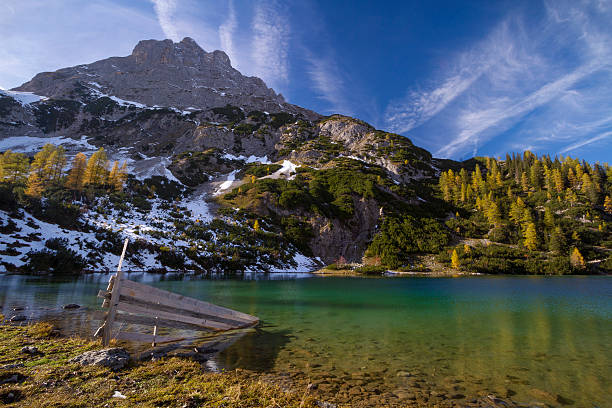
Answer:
[0,37,449,274]
[14,37,316,119]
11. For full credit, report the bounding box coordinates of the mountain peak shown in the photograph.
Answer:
[12,37,317,118]
[130,38,213,68]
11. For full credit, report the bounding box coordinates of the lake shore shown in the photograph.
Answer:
[0,321,530,407]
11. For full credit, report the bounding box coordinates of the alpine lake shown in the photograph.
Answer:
[1,274,610,407]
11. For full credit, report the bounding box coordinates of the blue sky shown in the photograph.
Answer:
[1,0,611,162]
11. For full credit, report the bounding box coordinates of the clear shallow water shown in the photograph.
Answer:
[0,274,610,406]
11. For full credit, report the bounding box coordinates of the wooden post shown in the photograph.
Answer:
[102,238,129,346]
[152,317,158,348]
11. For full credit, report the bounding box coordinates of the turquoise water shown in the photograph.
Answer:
[0,274,610,406]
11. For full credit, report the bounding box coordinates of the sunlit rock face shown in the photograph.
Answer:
[14,37,316,119]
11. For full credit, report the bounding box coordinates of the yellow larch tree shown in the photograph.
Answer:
[84,148,109,186]
[65,153,88,192]
[451,249,460,269]
[523,222,538,251]
[570,247,585,270]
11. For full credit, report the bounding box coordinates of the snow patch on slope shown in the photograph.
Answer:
[222,153,271,164]
[0,89,47,105]
[214,170,239,196]
[268,252,320,273]
[0,135,96,154]
[263,160,299,180]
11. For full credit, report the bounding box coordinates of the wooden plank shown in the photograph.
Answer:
[120,279,258,324]
[115,301,237,331]
[98,290,110,301]
[114,312,215,332]
[118,294,254,328]
[102,275,115,308]
[116,331,185,344]
[102,238,129,346]
[152,324,158,347]
[119,279,258,324]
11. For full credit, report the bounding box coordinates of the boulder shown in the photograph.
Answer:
[20,346,39,355]
[69,348,130,371]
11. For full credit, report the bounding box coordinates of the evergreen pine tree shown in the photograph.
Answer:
[544,207,555,228]
[530,160,542,189]
[549,227,567,254]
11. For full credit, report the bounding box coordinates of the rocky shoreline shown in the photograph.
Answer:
[0,320,558,407]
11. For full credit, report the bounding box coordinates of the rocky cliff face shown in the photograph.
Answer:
[14,37,316,119]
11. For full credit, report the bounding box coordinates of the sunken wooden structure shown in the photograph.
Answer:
[94,239,259,346]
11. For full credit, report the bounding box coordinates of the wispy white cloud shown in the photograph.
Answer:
[304,51,353,116]
[384,19,534,135]
[559,130,612,153]
[384,1,612,159]
[438,61,604,157]
[150,0,179,41]
[219,0,237,66]
[251,1,289,93]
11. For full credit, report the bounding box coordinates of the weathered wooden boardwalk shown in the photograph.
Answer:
[94,239,259,346]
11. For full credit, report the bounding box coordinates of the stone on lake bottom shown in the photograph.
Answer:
[62,304,81,310]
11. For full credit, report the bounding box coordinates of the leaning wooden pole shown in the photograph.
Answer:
[102,238,129,346]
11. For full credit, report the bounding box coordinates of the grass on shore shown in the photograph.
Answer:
[0,322,317,407]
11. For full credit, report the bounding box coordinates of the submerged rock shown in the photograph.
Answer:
[69,348,130,371]
[62,303,81,310]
